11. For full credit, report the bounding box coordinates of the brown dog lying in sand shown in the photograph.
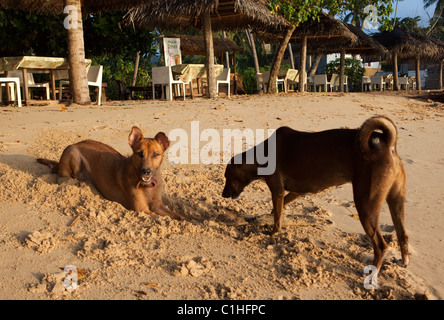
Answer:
[37,127,183,221]
[222,116,409,271]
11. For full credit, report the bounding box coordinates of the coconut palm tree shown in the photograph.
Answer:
[424,0,444,18]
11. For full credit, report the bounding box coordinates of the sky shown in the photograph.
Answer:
[391,0,437,26]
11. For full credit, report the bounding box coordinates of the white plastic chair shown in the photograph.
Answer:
[286,69,299,92]
[59,65,103,105]
[313,74,331,92]
[201,68,231,98]
[408,77,417,90]
[0,77,22,107]
[370,75,385,91]
[9,70,50,100]
[307,76,314,91]
[384,74,394,90]
[256,71,285,93]
[398,76,409,90]
[152,66,185,101]
[361,76,371,92]
[330,74,348,92]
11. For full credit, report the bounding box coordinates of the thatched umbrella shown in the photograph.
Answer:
[372,28,442,91]
[423,36,444,89]
[167,33,243,94]
[0,0,156,105]
[124,0,287,98]
[256,12,361,92]
[300,23,388,92]
[169,34,242,56]
[0,0,149,13]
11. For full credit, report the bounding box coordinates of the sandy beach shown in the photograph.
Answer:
[0,91,443,300]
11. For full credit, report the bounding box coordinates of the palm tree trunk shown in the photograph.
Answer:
[299,34,307,92]
[308,54,322,77]
[288,43,295,69]
[267,25,296,94]
[64,0,90,105]
[132,51,140,86]
[223,31,230,68]
[246,29,260,75]
[202,10,216,98]
[393,53,399,90]
[439,60,443,90]
[416,56,421,91]
[339,48,346,92]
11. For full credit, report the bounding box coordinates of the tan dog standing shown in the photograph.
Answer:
[222,116,409,271]
[37,127,183,221]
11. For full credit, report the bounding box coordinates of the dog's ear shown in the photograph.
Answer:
[154,132,170,151]
[129,126,143,148]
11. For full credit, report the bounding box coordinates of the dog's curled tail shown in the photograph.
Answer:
[358,116,398,159]
[36,158,59,172]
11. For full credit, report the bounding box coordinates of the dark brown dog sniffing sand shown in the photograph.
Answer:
[222,116,409,271]
[37,127,184,221]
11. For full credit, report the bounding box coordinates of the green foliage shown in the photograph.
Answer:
[323,57,365,89]
[0,9,159,100]
[238,65,272,94]
[92,54,153,100]
[424,0,444,18]
[382,16,423,33]
[0,9,158,59]
[269,0,394,30]
[0,10,66,56]
[83,12,158,59]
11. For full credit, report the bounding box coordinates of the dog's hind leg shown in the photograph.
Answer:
[353,187,388,271]
[387,175,410,267]
[57,146,84,179]
[284,192,301,207]
[270,192,301,217]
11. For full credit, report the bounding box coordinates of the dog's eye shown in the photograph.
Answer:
[137,151,144,158]
[152,152,160,158]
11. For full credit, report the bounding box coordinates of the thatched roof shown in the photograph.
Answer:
[341,24,388,56]
[0,0,149,13]
[168,34,242,55]
[124,0,288,31]
[428,36,444,61]
[372,27,443,63]
[255,12,360,51]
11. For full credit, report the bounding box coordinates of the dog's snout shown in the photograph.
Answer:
[141,168,152,176]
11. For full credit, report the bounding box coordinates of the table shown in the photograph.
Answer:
[0,56,92,106]
[171,64,224,97]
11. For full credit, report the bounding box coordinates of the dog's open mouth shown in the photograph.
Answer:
[137,176,157,188]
